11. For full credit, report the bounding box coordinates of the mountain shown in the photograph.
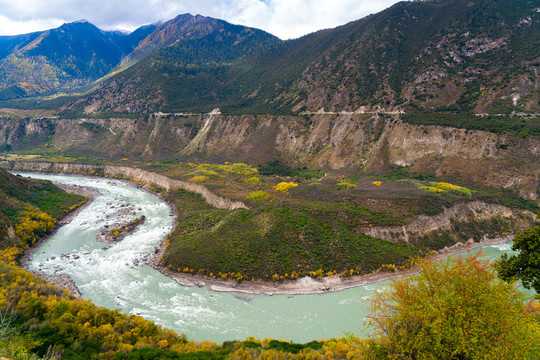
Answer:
[64,0,538,116]
[0,14,280,107]
[124,14,269,62]
[62,14,282,114]
[0,21,157,100]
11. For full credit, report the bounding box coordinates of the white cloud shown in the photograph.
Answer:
[0,0,400,39]
[224,0,399,39]
[0,14,64,35]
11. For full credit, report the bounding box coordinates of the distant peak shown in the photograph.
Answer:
[173,13,194,20]
[60,19,93,29]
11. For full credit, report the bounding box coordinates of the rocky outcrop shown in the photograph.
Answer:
[361,200,535,243]
[179,112,388,169]
[365,120,540,201]
[0,161,247,210]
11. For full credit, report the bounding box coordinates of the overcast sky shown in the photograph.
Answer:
[0,0,400,40]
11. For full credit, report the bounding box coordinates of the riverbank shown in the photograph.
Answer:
[19,181,100,298]
[151,235,514,296]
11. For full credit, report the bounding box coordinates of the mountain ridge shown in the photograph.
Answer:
[0,14,279,102]
[0,20,156,99]
[55,0,538,116]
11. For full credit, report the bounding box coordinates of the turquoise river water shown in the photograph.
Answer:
[19,173,525,343]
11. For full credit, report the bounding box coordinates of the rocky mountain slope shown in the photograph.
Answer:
[62,0,539,116]
[0,21,157,100]
[0,14,279,103]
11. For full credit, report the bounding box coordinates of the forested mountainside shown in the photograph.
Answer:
[0,21,156,100]
[0,168,85,249]
[0,15,279,102]
[61,0,539,116]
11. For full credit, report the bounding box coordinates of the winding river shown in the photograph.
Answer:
[20,172,524,343]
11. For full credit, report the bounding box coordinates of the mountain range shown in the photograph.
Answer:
[0,0,537,117]
[0,21,156,99]
[0,14,278,102]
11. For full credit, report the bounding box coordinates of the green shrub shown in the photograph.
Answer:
[246,191,269,202]
[337,180,357,190]
[244,177,260,185]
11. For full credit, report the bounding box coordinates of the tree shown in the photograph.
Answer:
[367,251,540,359]
[495,225,540,297]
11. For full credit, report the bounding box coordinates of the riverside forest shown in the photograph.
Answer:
[0,0,539,359]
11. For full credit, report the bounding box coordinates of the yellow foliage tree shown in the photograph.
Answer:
[273,182,298,194]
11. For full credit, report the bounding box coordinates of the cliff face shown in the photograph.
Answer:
[0,112,388,169]
[366,121,540,201]
[1,113,539,202]
[361,200,534,244]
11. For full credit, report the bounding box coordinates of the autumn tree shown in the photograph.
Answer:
[495,225,540,297]
[368,251,540,359]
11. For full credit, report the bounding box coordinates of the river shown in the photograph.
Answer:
[20,172,525,343]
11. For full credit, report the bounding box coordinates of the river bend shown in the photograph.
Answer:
[21,173,521,343]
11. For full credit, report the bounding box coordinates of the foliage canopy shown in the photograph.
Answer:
[496,225,540,297]
[368,251,540,359]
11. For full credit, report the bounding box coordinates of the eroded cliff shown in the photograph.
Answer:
[1,112,538,201]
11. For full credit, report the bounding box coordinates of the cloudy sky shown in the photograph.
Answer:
[0,0,400,40]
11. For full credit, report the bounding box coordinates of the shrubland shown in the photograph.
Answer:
[137,160,537,281]
[367,251,540,359]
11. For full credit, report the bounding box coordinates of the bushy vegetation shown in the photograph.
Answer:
[382,168,540,214]
[258,161,324,179]
[0,249,189,359]
[0,169,86,249]
[411,180,473,198]
[187,163,258,178]
[245,191,268,202]
[161,188,414,280]
[402,112,540,136]
[496,225,540,297]
[272,181,298,194]
[109,216,145,240]
[368,251,540,359]
[337,180,357,190]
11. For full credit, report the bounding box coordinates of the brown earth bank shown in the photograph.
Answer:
[0,114,538,201]
[0,161,247,210]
